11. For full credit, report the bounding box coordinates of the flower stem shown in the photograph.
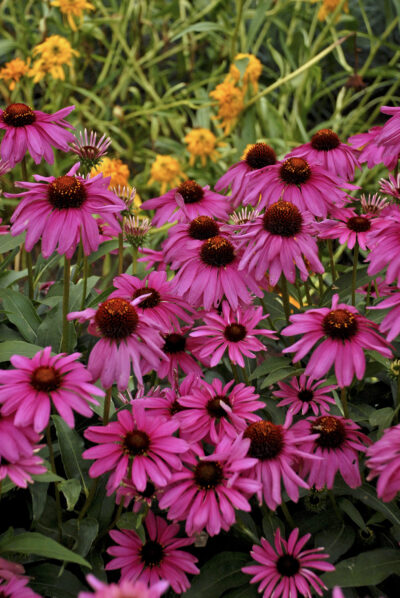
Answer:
[78,478,99,521]
[118,233,124,275]
[327,239,336,282]
[132,245,138,275]
[280,501,295,529]
[61,257,71,353]
[241,366,249,385]
[280,275,291,324]
[46,423,63,542]
[26,248,34,301]
[229,359,240,384]
[103,388,112,425]
[352,242,359,306]
[80,256,88,311]
[303,280,312,306]
[340,387,349,418]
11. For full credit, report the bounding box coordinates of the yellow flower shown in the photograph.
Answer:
[0,57,30,91]
[228,53,262,93]
[28,58,66,82]
[184,128,223,167]
[209,81,244,135]
[311,0,349,21]
[51,0,95,31]
[32,35,79,66]
[91,157,130,188]
[147,155,186,195]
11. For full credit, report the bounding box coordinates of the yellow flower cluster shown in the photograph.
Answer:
[51,0,94,31]
[0,58,30,91]
[147,155,186,195]
[184,128,224,167]
[227,53,262,93]
[29,35,79,82]
[311,0,349,21]
[91,157,130,189]
[209,80,245,135]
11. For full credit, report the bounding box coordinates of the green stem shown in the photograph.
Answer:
[78,478,99,521]
[118,233,124,275]
[61,257,71,353]
[294,279,303,308]
[241,366,249,386]
[229,359,240,384]
[328,490,343,522]
[46,423,63,542]
[230,0,244,59]
[280,501,295,529]
[304,280,312,306]
[103,388,112,425]
[340,387,349,419]
[80,256,88,311]
[280,275,291,324]
[26,248,34,301]
[72,241,83,284]
[327,240,336,282]
[318,274,324,302]
[365,281,371,310]
[132,245,138,276]
[21,156,28,180]
[352,242,359,306]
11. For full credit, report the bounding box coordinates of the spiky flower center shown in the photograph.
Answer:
[132,287,161,309]
[188,216,219,240]
[310,128,341,151]
[200,236,235,267]
[138,481,156,499]
[206,395,231,419]
[48,175,87,210]
[276,554,301,577]
[30,366,61,392]
[95,298,139,339]
[224,323,247,342]
[322,309,358,340]
[140,540,164,566]
[194,461,223,489]
[312,415,346,449]
[263,201,303,237]
[346,216,371,233]
[163,333,186,353]
[280,157,311,185]
[3,103,36,127]
[176,180,204,204]
[244,421,284,460]
[297,389,314,402]
[169,399,185,415]
[245,143,277,169]
[123,430,150,456]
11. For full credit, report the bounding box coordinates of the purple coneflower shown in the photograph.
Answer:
[162,215,221,268]
[318,208,376,251]
[242,527,335,598]
[368,292,400,341]
[365,423,400,502]
[273,374,337,416]
[106,510,199,593]
[79,575,168,598]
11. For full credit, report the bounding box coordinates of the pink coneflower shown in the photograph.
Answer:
[368,292,400,341]
[373,105,400,166]
[172,234,262,310]
[273,374,337,416]
[177,377,263,443]
[68,296,166,390]
[158,435,260,536]
[0,103,75,167]
[282,294,393,388]
[242,527,335,598]
[138,247,167,272]
[357,276,394,299]
[79,575,168,598]
[0,576,42,597]
[215,143,277,208]
[365,424,400,502]
[0,557,25,581]
[130,375,198,422]
[244,156,355,217]
[109,271,194,330]
[116,478,162,513]
[162,215,221,268]
[360,192,389,215]
[0,450,46,488]
[70,128,111,166]
[190,302,277,367]
[379,173,400,200]
[0,347,102,432]
[83,402,188,493]
[154,326,204,384]
[347,126,395,170]
[8,163,125,259]
[0,415,43,461]
[288,128,361,180]
[0,159,11,176]
[318,208,376,251]
[106,510,199,594]
[242,414,319,510]
[366,205,400,286]
[141,179,230,226]
[292,415,370,489]
[238,201,324,285]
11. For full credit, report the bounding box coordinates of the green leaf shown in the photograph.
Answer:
[315,525,355,563]
[0,340,45,363]
[339,498,366,529]
[0,289,41,342]
[185,552,249,598]
[250,356,293,380]
[0,531,90,568]
[322,548,400,588]
[59,479,82,511]
[334,480,400,528]
[0,39,17,57]
[260,367,302,388]
[52,415,89,491]
[262,512,285,546]
[117,511,145,531]
[63,518,99,557]
[171,22,224,41]
[27,563,86,598]
[0,233,25,253]
[29,483,49,521]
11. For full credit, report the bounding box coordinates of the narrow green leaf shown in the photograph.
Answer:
[322,548,400,588]
[315,525,355,563]
[0,289,41,342]
[0,532,90,567]
[0,340,45,363]
[185,552,249,598]
[52,415,89,491]
[171,22,224,41]
[59,479,82,511]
